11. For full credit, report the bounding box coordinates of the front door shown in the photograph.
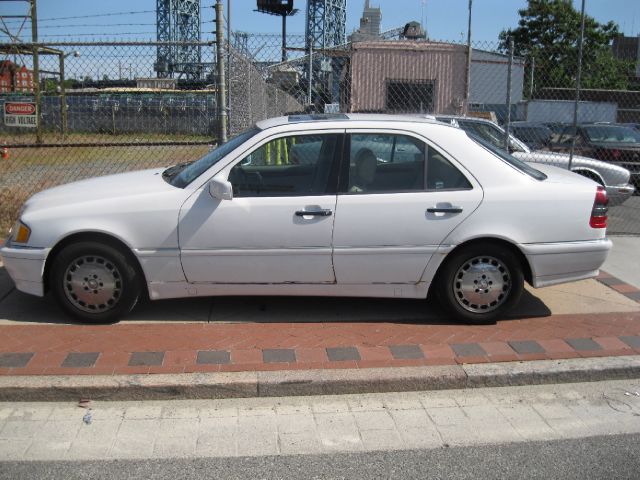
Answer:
[332,131,483,284]
[178,132,342,284]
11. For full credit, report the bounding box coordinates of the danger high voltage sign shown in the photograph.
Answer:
[4,102,37,128]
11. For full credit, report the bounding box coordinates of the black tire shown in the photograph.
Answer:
[436,243,524,325]
[50,241,141,323]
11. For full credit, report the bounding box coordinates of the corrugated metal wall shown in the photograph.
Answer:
[348,41,467,114]
[470,50,525,105]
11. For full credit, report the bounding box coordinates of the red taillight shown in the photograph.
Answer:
[590,186,608,229]
[610,149,621,159]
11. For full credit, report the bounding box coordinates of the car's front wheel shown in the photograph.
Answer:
[436,243,524,324]
[50,241,141,323]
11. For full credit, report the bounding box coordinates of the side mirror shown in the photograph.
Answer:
[208,176,233,201]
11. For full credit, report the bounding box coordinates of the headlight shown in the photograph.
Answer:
[11,220,31,244]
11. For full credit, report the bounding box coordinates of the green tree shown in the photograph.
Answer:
[499,0,631,94]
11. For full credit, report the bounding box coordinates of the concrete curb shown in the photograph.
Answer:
[1,356,639,402]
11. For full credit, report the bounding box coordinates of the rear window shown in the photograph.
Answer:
[468,133,547,181]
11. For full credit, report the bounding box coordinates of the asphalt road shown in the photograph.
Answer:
[2,434,639,480]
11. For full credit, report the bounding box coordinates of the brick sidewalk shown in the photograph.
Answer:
[0,270,639,377]
[1,311,640,376]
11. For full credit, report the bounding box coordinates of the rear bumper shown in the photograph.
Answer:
[521,238,612,288]
[0,245,49,297]
[606,183,635,206]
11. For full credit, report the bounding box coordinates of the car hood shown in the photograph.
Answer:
[23,168,174,213]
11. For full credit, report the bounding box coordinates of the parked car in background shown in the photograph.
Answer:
[434,116,634,206]
[0,114,612,325]
[508,122,553,150]
[549,123,640,190]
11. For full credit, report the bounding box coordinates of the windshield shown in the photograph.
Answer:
[582,125,640,144]
[467,133,547,181]
[168,127,260,188]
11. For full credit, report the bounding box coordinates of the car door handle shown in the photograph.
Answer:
[427,207,463,214]
[295,209,332,217]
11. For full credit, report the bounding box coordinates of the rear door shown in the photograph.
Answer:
[332,130,483,284]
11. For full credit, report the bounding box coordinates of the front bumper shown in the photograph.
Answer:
[0,245,49,297]
[521,238,612,288]
[606,183,635,207]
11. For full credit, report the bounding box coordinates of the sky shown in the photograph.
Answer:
[2,0,640,44]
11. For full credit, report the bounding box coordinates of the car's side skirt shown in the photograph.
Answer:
[147,281,430,301]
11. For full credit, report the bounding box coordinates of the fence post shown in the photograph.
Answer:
[226,0,231,134]
[569,0,586,171]
[30,0,42,144]
[504,36,513,151]
[215,0,228,143]
[307,45,313,107]
[464,0,472,115]
[59,53,68,137]
[529,56,535,99]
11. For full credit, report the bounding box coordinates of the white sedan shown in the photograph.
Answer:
[0,114,612,324]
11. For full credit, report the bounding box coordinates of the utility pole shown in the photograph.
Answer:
[215,0,227,143]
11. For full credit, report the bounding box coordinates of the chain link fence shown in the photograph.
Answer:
[1,33,639,235]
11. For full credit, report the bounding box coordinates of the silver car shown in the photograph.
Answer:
[434,116,635,206]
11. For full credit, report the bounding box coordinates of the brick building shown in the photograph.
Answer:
[0,61,35,93]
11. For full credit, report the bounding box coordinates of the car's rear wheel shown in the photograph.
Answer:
[436,243,524,324]
[50,241,140,323]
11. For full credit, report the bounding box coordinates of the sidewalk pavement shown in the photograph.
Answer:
[602,236,640,289]
[1,379,639,461]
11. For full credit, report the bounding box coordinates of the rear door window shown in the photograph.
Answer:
[345,133,472,193]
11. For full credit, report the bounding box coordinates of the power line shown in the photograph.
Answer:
[2,33,218,40]
[1,5,215,24]
[4,31,160,38]
[35,23,157,29]
[30,20,214,29]
[1,9,154,24]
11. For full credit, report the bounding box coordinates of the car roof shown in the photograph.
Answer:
[255,113,444,130]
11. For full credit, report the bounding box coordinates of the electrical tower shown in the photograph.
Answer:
[155,0,202,79]
[305,0,347,51]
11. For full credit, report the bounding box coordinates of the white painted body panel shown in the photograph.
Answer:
[178,190,337,283]
[333,189,482,283]
[0,115,612,303]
